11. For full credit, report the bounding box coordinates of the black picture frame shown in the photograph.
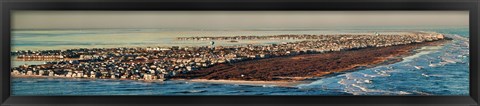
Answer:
[0,0,479,106]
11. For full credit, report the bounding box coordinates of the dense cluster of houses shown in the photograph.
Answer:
[10,32,445,81]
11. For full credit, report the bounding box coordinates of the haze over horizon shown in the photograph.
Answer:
[12,11,469,30]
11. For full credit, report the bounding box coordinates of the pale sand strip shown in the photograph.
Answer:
[186,79,307,87]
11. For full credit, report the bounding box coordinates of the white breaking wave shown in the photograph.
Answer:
[297,33,468,96]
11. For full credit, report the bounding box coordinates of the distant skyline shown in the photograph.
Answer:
[12,11,468,30]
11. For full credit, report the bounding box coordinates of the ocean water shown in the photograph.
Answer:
[11,26,469,96]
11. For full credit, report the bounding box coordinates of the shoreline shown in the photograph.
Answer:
[11,39,449,86]
[179,39,448,86]
[10,32,449,86]
[173,39,449,82]
[186,79,305,87]
[10,75,302,87]
[11,41,448,87]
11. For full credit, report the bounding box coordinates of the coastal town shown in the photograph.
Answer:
[10,32,447,81]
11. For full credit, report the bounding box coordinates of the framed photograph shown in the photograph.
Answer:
[1,0,479,106]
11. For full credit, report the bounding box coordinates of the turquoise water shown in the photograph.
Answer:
[11,26,469,95]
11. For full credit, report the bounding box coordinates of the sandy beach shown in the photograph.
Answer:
[186,79,306,87]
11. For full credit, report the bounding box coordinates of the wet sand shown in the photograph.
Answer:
[187,79,306,87]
